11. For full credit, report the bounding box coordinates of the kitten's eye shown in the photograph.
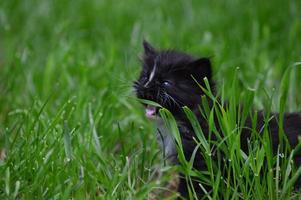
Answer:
[162,81,172,87]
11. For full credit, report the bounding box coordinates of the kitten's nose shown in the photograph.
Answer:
[138,88,155,100]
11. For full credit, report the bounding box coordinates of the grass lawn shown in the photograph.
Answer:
[1,0,301,199]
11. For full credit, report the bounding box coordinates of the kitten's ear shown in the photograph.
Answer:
[143,40,156,56]
[187,58,212,81]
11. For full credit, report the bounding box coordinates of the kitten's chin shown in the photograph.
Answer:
[145,105,158,119]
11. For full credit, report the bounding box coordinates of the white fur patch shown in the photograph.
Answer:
[144,63,156,87]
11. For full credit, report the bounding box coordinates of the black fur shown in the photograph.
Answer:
[134,40,301,199]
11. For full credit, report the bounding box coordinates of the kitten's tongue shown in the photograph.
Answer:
[145,105,157,119]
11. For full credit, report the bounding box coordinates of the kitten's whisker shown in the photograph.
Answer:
[164,92,181,108]
[158,93,164,106]
[165,93,174,108]
[163,94,169,106]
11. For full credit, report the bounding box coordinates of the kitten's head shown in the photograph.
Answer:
[134,40,213,119]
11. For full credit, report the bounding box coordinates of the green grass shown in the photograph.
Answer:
[1,0,301,199]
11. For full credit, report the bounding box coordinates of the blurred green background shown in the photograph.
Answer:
[0,0,301,199]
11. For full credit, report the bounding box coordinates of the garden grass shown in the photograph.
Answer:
[1,0,301,199]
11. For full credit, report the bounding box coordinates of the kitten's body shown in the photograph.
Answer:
[134,41,301,199]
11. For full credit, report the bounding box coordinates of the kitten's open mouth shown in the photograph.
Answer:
[145,105,159,119]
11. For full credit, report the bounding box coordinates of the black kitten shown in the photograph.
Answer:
[134,41,212,163]
[134,41,301,199]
